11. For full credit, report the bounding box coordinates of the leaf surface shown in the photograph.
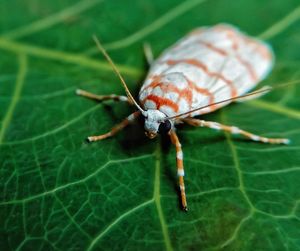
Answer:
[1,0,300,250]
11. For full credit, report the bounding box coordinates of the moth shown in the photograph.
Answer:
[77,24,289,211]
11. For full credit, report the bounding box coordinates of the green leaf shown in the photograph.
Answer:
[1,0,300,250]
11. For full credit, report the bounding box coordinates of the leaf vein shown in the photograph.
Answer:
[248,100,300,120]
[219,213,253,248]
[221,111,255,210]
[54,193,91,240]
[3,0,103,39]
[85,199,154,251]
[0,53,27,143]
[258,4,300,40]
[0,37,141,77]
[0,104,102,145]
[153,143,174,251]
[87,0,209,53]
[243,166,300,176]
[0,154,153,206]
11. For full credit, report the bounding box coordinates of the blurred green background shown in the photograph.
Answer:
[1,0,300,250]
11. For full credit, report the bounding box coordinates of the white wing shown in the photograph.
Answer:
[139,24,274,117]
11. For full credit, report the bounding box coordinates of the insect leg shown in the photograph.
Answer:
[143,42,154,66]
[76,89,132,104]
[87,111,140,142]
[183,118,290,144]
[169,130,188,211]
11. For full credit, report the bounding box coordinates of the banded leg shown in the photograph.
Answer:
[169,130,188,211]
[87,111,140,142]
[183,118,290,144]
[76,89,132,104]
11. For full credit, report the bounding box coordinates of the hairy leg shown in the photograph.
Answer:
[88,111,140,142]
[76,89,132,104]
[183,118,289,144]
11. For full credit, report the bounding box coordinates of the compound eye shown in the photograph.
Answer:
[158,120,171,134]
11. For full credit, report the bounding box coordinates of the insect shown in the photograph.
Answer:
[77,24,289,211]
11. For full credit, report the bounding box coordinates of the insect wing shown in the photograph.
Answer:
[139,24,274,117]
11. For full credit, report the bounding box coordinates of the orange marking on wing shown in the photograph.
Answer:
[171,37,258,82]
[215,25,271,61]
[219,30,262,81]
[141,76,194,109]
[184,77,216,110]
[163,25,258,83]
[167,84,193,109]
[196,40,258,81]
[242,36,272,60]
[143,94,179,112]
[214,26,239,50]
[166,59,238,97]
[196,40,227,56]
[144,75,217,111]
[236,55,257,81]
[227,30,239,50]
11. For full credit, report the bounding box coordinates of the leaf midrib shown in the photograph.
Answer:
[0,37,141,77]
[154,142,173,251]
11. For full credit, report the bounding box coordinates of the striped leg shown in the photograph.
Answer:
[183,118,290,144]
[87,111,140,142]
[76,89,132,104]
[169,130,188,211]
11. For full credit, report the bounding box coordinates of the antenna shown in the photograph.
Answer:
[165,87,272,120]
[92,35,145,114]
[165,78,300,120]
[165,79,300,120]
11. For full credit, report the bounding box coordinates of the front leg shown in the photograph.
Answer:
[88,111,140,142]
[169,130,188,211]
[76,89,132,104]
